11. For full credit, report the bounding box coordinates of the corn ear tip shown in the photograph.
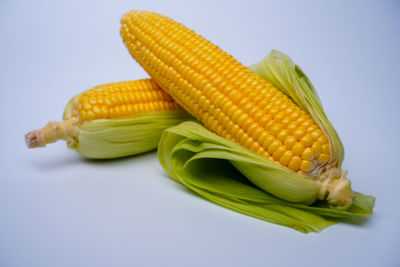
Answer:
[120,10,139,24]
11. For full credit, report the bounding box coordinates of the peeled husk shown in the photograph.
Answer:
[158,121,374,232]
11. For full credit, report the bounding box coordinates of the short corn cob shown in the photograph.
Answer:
[121,11,330,175]
[25,79,188,158]
[120,10,355,208]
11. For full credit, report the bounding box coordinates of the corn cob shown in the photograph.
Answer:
[25,79,190,158]
[120,10,355,208]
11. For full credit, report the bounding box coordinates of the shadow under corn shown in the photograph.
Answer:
[28,147,158,171]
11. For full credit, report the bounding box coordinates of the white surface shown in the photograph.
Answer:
[1,0,399,266]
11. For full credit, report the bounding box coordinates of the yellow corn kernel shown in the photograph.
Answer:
[287,121,299,134]
[272,145,286,161]
[300,160,313,172]
[281,117,292,126]
[274,111,286,122]
[301,147,314,161]
[322,143,330,154]
[318,153,330,163]
[279,150,294,166]
[318,135,329,144]
[311,142,322,156]
[300,134,313,147]
[302,119,314,128]
[270,123,283,136]
[311,129,323,140]
[284,135,297,149]
[293,127,306,140]
[307,125,317,133]
[277,129,288,142]
[258,131,269,145]
[252,126,265,141]
[292,142,305,156]
[263,135,275,148]
[268,140,282,154]
[288,156,302,171]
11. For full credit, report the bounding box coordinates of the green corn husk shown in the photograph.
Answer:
[71,110,191,159]
[157,50,375,232]
[158,121,374,232]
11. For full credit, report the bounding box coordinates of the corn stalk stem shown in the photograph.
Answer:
[25,119,79,148]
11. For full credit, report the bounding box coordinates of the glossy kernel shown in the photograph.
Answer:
[300,160,313,172]
[263,135,275,148]
[272,145,286,160]
[301,147,314,161]
[277,129,288,142]
[292,142,305,156]
[322,143,330,154]
[318,135,328,144]
[311,129,323,140]
[318,153,330,163]
[293,127,306,140]
[288,156,302,171]
[270,123,283,136]
[279,150,294,165]
[268,140,281,154]
[284,136,297,149]
[300,134,313,147]
[311,142,322,156]
[287,122,299,134]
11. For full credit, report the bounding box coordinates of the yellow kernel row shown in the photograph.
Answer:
[71,80,181,122]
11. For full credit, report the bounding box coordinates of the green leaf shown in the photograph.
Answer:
[75,110,191,159]
[158,121,374,233]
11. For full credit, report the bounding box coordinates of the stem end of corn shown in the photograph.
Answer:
[25,130,44,148]
[317,168,355,209]
[25,119,78,148]
[326,171,355,209]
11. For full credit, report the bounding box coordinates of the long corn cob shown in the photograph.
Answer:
[120,10,354,208]
[25,79,189,158]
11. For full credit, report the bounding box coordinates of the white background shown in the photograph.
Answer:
[1,0,399,266]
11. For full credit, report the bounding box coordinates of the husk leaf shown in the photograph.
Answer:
[158,121,374,233]
[74,110,191,159]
